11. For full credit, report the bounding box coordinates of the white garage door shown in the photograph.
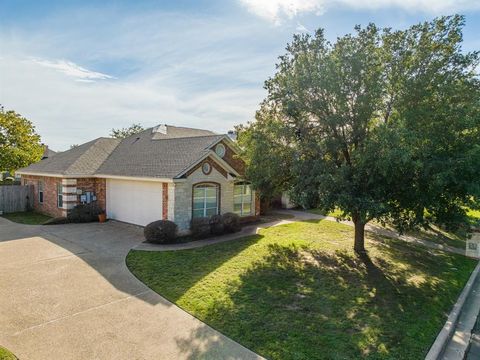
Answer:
[106,179,163,226]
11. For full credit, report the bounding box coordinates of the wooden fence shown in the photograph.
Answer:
[0,185,34,214]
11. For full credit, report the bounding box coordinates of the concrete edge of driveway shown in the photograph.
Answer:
[425,261,480,360]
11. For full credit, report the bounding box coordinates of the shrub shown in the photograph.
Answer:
[144,220,178,244]
[190,217,211,239]
[43,217,69,225]
[209,214,225,236]
[68,203,102,223]
[222,212,241,233]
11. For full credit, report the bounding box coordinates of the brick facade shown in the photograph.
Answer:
[162,183,168,220]
[21,175,107,218]
[76,178,107,211]
[21,175,64,217]
[217,140,245,175]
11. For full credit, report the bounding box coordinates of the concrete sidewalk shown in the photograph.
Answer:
[441,267,480,359]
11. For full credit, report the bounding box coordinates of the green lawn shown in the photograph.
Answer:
[468,208,480,226]
[308,208,475,249]
[1,211,52,225]
[127,220,476,360]
[0,346,17,360]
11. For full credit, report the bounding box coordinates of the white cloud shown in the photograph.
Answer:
[296,22,310,33]
[30,58,113,81]
[239,0,480,24]
[0,9,282,150]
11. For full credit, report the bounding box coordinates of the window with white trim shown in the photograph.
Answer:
[192,183,219,218]
[57,183,63,208]
[234,183,252,216]
[38,180,44,204]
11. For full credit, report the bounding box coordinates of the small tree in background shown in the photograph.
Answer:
[110,123,144,138]
[238,15,480,253]
[0,109,43,173]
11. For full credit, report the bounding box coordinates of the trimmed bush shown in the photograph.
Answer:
[209,214,225,236]
[222,212,241,233]
[190,217,211,239]
[43,217,69,225]
[68,203,102,223]
[144,220,178,244]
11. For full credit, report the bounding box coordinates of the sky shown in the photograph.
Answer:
[1,0,479,151]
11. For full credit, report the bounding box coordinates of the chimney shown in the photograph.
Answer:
[227,130,237,141]
[152,124,168,135]
[42,144,49,159]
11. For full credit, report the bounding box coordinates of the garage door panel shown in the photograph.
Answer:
[106,179,163,226]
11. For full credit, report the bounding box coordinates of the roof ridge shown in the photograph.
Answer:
[151,134,225,142]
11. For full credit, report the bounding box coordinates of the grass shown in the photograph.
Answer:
[0,346,17,360]
[308,207,344,218]
[1,211,52,225]
[127,220,476,360]
[308,207,480,249]
[468,208,480,226]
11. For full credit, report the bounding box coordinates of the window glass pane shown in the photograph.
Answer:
[205,187,216,198]
[206,207,217,216]
[234,185,243,196]
[193,198,204,210]
[39,192,44,203]
[234,203,242,214]
[243,196,252,204]
[244,185,251,195]
[205,198,217,208]
[193,188,204,198]
[243,203,251,215]
[192,209,204,218]
[58,195,63,208]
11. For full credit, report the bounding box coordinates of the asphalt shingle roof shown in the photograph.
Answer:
[17,125,226,179]
[18,138,121,176]
[97,129,224,178]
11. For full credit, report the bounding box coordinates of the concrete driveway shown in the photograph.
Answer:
[0,217,261,360]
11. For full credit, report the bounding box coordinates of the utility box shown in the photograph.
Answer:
[466,231,480,258]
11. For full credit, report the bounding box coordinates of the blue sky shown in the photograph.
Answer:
[1,0,479,150]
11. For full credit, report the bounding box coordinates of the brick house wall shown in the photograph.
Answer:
[21,175,107,218]
[76,178,107,211]
[216,140,245,174]
[21,175,64,217]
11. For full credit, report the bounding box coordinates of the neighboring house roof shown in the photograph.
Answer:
[16,125,235,180]
[19,138,121,176]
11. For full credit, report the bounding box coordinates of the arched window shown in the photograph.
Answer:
[193,183,219,218]
[234,182,252,216]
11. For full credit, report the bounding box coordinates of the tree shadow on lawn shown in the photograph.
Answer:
[127,234,266,303]
[174,237,472,360]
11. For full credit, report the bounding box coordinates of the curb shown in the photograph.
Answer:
[425,261,480,360]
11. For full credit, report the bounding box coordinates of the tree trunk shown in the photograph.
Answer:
[354,221,366,253]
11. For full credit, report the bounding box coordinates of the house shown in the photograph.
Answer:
[16,125,259,231]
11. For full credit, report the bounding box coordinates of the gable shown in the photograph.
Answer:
[184,155,228,179]
[209,140,245,175]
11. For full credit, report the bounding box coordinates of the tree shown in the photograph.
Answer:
[110,123,144,138]
[0,109,44,173]
[238,15,480,253]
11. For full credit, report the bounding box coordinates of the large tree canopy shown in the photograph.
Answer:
[238,15,480,252]
[0,109,43,174]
